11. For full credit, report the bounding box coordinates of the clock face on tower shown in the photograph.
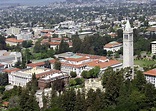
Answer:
[124,34,128,40]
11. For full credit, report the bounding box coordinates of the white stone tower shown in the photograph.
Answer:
[123,20,134,79]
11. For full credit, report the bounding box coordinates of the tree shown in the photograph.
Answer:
[52,79,65,93]
[70,71,77,78]
[69,79,76,86]
[61,88,76,111]
[133,70,146,91]
[26,73,38,93]
[86,89,96,109]
[0,73,8,86]
[0,34,6,50]
[104,69,124,106]
[27,91,40,111]
[58,39,70,53]
[45,107,64,111]
[74,89,86,111]
[92,66,100,78]
[23,48,32,64]
[81,70,90,79]
[19,88,39,111]
[72,34,82,53]
[42,91,48,110]
[8,96,20,109]
[75,78,84,85]
[54,59,61,70]
[117,29,123,39]
[47,49,55,58]
[102,67,114,88]
[22,40,33,48]
[14,60,22,69]
[44,60,51,69]
[19,89,30,111]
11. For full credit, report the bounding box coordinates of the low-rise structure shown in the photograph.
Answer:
[85,79,104,92]
[41,38,72,50]
[144,69,156,87]
[104,41,122,52]
[0,50,22,68]
[0,64,5,73]
[55,52,122,76]
[151,41,156,54]
[8,67,62,87]
[6,27,21,35]
[27,58,55,69]
[6,38,24,46]
[38,72,69,90]
[16,32,33,40]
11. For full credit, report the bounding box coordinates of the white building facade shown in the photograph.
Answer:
[0,50,22,68]
[104,41,122,52]
[8,67,61,87]
[144,69,156,87]
[151,41,156,54]
[55,52,122,76]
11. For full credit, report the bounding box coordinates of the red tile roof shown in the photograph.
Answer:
[104,42,122,48]
[49,59,56,64]
[51,38,69,41]
[0,64,4,67]
[2,101,9,107]
[76,53,102,59]
[144,69,156,76]
[3,68,20,73]
[45,33,52,37]
[6,38,24,43]
[65,56,88,62]
[41,30,52,33]
[27,62,45,67]
[86,59,121,68]
[68,42,73,46]
[108,33,117,37]
[99,57,107,61]
[147,27,156,32]
[61,62,86,68]
[49,42,60,45]
[51,38,62,41]
[27,60,55,68]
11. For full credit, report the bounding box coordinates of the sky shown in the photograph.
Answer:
[0,0,65,5]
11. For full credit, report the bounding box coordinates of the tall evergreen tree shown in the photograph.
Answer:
[61,88,76,111]
[58,39,69,53]
[72,34,82,53]
[54,59,61,70]
[74,89,86,111]
[0,34,6,50]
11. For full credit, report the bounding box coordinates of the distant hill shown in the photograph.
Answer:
[65,0,125,3]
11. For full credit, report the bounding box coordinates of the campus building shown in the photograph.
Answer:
[55,52,122,76]
[151,41,156,54]
[144,69,156,87]
[0,50,22,68]
[8,66,67,87]
[104,41,122,52]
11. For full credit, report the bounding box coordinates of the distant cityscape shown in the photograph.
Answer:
[0,0,156,110]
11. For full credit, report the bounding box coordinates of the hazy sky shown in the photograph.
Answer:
[0,0,65,5]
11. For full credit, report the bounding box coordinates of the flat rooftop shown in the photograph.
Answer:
[54,52,82,59]
[32,58,54,63]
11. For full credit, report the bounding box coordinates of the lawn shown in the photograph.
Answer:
[134,60,156,67]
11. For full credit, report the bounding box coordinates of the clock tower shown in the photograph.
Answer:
[123,20,134,79]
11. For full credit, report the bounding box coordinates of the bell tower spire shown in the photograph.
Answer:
[123,20,134,79]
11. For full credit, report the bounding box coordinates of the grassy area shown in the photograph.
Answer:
[134,59,156,67]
